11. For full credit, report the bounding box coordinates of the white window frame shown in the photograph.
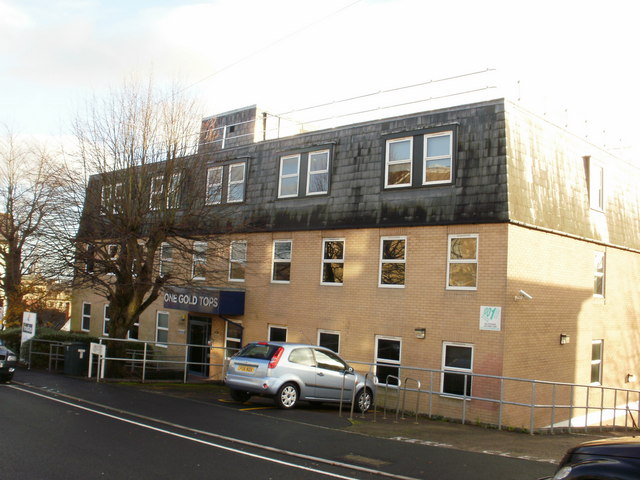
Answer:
[593,251,605,298]
[268,325,288,342]
[317,329,340,353]
[589,162,604,211]
[225,321,243,359]
[306,149,330,195]
[206,166,223,205]
[278,154,300,198]
[229,240,247,282]
[321,238,344,286]
[227,163,246,203]
[446,234,479,291]
[591,339,603,385]
[149,174,164,210]
[379,236,407,288]
[159,242,173,277]
[423,131,453,185]
[384,137,413,188]
[155,311,169,347]
[127,320,139,340]
[81,302,91,332]
[103,304,110,336]
[167,172,181,209]
[441,342,474,398]
[271,239,292,284]
[374,335,402,386]
[192,241,207,280]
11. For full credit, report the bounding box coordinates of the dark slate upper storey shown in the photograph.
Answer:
[81,99,509,237]
[198,99,509,233]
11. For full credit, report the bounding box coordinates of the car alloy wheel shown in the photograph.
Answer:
[356,388,372,413]
[275,383,298,409]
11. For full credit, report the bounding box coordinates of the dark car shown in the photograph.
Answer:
[0,340,18,382]
[540,436,640,480]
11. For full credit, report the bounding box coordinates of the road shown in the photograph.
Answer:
[1,370,556,479]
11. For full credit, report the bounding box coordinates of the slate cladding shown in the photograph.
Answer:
[196,99,508,234]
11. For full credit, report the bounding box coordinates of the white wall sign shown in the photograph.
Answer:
[479,306,501,331]
[20,312,37,362]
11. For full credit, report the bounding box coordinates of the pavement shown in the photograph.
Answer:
[12,367,637,467]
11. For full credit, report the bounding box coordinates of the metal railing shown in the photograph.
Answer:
[20,337,640,434]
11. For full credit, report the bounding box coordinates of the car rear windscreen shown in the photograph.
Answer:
[236,344,280,360]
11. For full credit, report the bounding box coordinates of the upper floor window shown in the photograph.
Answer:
[589,161,604,211]
[321,239,344,285]
[307,150,330,195]
[229,240,247,282]
[385,137,412,188]
[150,173,181,210]
[424,132,453,184]
[447,234,478,290]
[227,163,246,203]
[160,242,173,277]
[272,240,292,283]
[206,166,223,205]
[593,251,605,297]
[101,182,123,214]
[379,236,406,287]
[192,241,207,280]
[206,162,246,205]
[278,154,300,198]
[384,129,455,189]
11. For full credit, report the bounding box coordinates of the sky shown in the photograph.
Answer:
[1,0,638,161]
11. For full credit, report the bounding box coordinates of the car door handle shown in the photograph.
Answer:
[318,372,324,376]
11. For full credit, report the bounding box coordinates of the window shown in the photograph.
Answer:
[229,240,247,282]
[589,162,604,211]
[167,172,181,209]
[272,240,292,283]
[149,175,164,210]
[424,132,453,184]
[103,304,110,336]
[81,302,91,332]
[85,244,95,273]
[225,321,243,358]
[447,234,478,290]
[321,239,344,285]
[128,320,139,340]
[227,163,246,203]
[107,244,120,260]
[101,182,123,214]
[375,336,401,385]
[307,150,329,195]
[160,243,173,277]
[591,340,603,385]
[192,241,207,280]
[269,325,287,342]
[379,237,406,287]
[594,251,605,297]
[318,330,340,353]
[442,343,473,397]
[156,311,169,346]
[278,154,300,198]
[385,137,412,187]
[206,166,223,205]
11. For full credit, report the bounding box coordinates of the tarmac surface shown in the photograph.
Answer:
[11,367,638,467]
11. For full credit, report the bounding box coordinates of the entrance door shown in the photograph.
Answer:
[188,316,211,376]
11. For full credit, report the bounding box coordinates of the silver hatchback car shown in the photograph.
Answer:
[225,342,374,412]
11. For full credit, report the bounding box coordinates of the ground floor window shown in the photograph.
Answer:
[442,342,473,397]
[82,303,91,331]
[128,321,139,340]
[269,325,287,342]
[318,330,340,353]
[375,336,401,385]
[591,339,603,385]
[156,311,169,347]
[225,321,243,358]
[103,304,110,336]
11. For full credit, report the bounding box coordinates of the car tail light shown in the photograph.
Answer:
[268,347,284,369]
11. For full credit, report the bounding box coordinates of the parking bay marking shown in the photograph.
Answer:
[10,384,420,480]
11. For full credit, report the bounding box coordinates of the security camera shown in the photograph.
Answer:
[519,290,533,300]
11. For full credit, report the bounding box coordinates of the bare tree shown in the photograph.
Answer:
[70,78,221,346]
[0,131,69,328]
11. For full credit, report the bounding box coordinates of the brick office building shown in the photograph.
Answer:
[71,98,640,427]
